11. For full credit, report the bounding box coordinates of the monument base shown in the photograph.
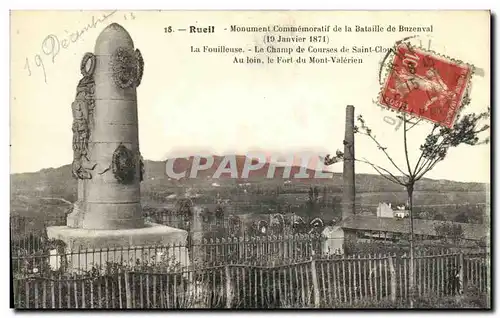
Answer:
[47,223,190,272]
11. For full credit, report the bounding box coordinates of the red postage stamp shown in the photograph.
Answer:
[378,43,473,128]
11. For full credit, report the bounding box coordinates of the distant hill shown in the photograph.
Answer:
[11,155,489,205]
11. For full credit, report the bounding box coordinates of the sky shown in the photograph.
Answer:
[10,11,491,183]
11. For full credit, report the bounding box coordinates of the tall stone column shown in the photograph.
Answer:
[48,23,188,271]
[342,105,355,220]
[88,23,144,230]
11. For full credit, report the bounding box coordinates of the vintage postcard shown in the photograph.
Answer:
[10,10,491,309]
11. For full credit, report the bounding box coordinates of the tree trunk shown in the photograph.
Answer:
[407,184,416,307]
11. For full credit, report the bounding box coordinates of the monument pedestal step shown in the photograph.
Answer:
[47,223,189,272]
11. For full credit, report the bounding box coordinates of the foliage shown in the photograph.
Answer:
[454,212,469,223]
[323,289,490,308]
[434,222,464,244]
[342,240,480,257]
[12,238,67,278]
[412,204,485,224]
[434,213,446,221]
[411,289,489,309]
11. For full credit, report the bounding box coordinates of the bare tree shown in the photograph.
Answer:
[324,99,489,306]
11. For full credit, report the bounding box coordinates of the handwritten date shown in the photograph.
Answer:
[23,11,138,84]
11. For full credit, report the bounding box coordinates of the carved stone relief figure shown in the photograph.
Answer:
[71,53,97,179]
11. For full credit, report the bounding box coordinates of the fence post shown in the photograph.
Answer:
[458,253,464,295]
[310,257,320,308]
[486,253,491,308]
[225,265,233,308]
[124,271,132,309]
[388,255,396,303]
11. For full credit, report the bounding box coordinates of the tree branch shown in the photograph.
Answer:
[414,135,448,177]
[402,115,413,178]
[357,131,409,178]
[355,158,407,186]
[405,118,424,132]
[415,157,442,181]
[414,156,431,179]
[413,125,438,176]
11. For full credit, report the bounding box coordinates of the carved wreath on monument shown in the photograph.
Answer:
[110,47,144,89]
[112,144,136,184]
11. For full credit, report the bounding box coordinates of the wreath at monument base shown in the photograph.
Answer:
[112,144,136,184]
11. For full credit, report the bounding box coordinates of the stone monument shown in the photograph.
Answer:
[47,23,187,270]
